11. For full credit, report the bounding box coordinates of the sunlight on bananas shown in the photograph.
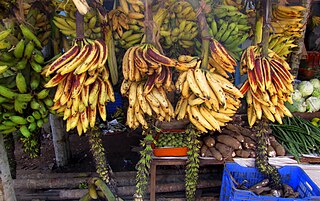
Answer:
[121,44,177,129]
[0,27,52,138]
[239,46,294,127]
[271,4,306,38]
[110,0,145,50]
[43,38,115,135]
[205,4,250,60]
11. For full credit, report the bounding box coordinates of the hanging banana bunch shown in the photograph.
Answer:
[174,38,243,133]
[43,38,115,135]
[268,34,297,60]
[239,46,294,127]
[110,0,145,50]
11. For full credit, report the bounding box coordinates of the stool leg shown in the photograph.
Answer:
[150,162,156,201]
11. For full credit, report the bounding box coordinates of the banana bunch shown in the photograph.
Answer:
[153,0,198,56]
[268,34,297,60]
[207,38,237,78]
[271,5,306,38]
[121,44,177,129]
[0,29,12,51]
[53,10,102,39]
[0,25,52,137]
[223,0,243,10]
[175,66,243,133]
[110,0,145,50]
[43,38,115,135]
[239,46,294,127]
[205,5,250,60]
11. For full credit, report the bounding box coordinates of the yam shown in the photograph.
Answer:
[221,129,244,142]
[215,143,234,158]
[235,149,251,158]
[204,149,213,157]
[217,135,242,150]
[249,150,256,158]
[269,136,286,156]
[208,147,223,161]
[243,136,256,149]
[203,136,215,147]
[200,145,209,157]
[239,127,256,140]
[267,145,276,157]
[225,124,242,135]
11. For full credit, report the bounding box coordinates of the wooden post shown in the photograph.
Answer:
[0,134,16,201]
[50,114,71,167]
[290,0,312,77]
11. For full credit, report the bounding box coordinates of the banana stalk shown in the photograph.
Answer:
[261,0,271,57]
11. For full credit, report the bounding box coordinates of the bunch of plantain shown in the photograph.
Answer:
[109,0,145,50]
[121,43,176,129]
[153,0,198,57]
[174,39,243,133]
[53,9,102,40]
[239,46,295,127]
[43,38,115,135]
[271,4,306,39]
[205,4,251,60]
[200,123,285,159]
[268,34,297,60]
[0,29,12,51]
[0,25,53,138]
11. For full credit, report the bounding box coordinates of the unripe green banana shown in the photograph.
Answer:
[220,23,236,42]
[16,94,33,102]
[0,124,14,130]
[30,71,41,90]
[20,24,42,48]
[32,111,41,120]
[16,58,28,70]
[27,116,35,123]
[14,99,28,113]
[0,85,17,99]
[14,39,25,59]
[33,53,45,64]
[43,98,54,107]
[0,29,12,41]
[0,52,15,62]
[28,122,37,132]
[36,89,50,99]
[36,119,44,128]
[211,19,218,36]
[20,125,31,137]
[30,99,41,110]
[30,60,42,72]
[2,112,15,120]
[43,116,49,123]
[215,20,228,41]
[10,116,28,125]
[2,120,17,127]
[24,41,35,59]
[16,72,28,93]
[0,127,17,134]
[0,96,9,104]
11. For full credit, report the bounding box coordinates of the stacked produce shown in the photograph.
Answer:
[0,26,52,138]
[205,4,251,60]
[268,34,297,60]
[153,0,198,56]
[200,124,285,159]
[175,38,243,133]
[286,79,320,113]
[156,131,187,148]
[239,46,295,126]
[109,0,145,49]
[271,116,320,160]
[120,44,176,129]
[43,38,115,135]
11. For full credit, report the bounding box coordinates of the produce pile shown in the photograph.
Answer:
[200,123,285,160]
[286,79,320,113]
[155,131,187,148]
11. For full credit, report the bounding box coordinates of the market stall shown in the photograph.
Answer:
[1,0,320,200]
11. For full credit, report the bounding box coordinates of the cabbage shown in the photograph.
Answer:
[298,81,314,97]
[312,88,320,98]
[306,97,320,112]
[292,89,302,101]
[310,78,320,89]
[285,99,307,113]
[297,101,307,112]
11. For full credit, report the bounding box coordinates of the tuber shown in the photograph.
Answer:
[217,134,242,150]
[215,143,234,158]
[203,136,215,147]
[208,147,223,161]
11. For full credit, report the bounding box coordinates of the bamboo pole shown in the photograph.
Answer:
[0,134,16,201]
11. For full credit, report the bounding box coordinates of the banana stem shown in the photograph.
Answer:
[188,0,210,70]
[76,11,85,39]
[144,0,154,44]
[261,0,271,57]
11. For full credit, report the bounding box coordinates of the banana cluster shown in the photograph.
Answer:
[110,0,145,50]
[205,5,250,60]
[222,0,243,10]
[268,34,297,60]
[271,5,306,38]
[54,10,102,39]
[175,66,243,133]
[239,46,294,127]
[121,44,177,129]
[0,26,52,137]
[154,0,198,56]
[208,38,237,78]
[0,29,12,51]
[43,39,115,135]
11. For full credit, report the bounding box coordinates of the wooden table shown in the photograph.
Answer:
[149,157,225,201]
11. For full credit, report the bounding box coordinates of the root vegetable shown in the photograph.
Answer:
[235,149,251,158]
[215,143,234,158]
[203,136,215,147]
[267,145,276,157]
[243,136,256,149]
[221,129,245,142]
[217,135,242,150]
[269,136,286,156]
[209,147,223,161]
[200,145,209,157]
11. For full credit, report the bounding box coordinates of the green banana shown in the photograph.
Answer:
[36,119,44,128]
[0,124,14,130]
[0,52,15,62]
[220,22,236,42]
[16,72,28,93]
[16,58,28,70]
[32,111,41,120]
[0,29,12,41]
[28,122,37,132]
[2,120,17,127]
[0,65,9,74]
[33,52,45,64]
[215,20,228,41]
[36,89,50,99]
[0,96,10,103]
[24,41,35,59]
[20,24,42,48]
[10,116,28,125]
[0,41,11,50]
[30,71,41,90]
[20,125,31,137]
[16,94,33,102]
[14,39,25,59]
[43,98,54,107]
[30,99,40,110]
[211,19,218,36]
[27,116,35,123]
[0,85,17,99]
[30,60,42,72]
[2,112,15,120]
[14,99,28,113]
[0,127,17,134]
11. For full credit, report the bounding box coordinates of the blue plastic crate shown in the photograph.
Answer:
[220,163,320,201]
[106,92,123,119]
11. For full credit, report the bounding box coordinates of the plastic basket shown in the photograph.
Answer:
[220,163,320,201]
[106,92,123,119]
